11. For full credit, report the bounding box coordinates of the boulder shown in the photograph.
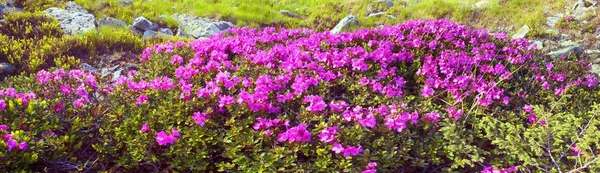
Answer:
[65,1,87,13]
[132,16,159,31]
[0,62,15,75]
[97,17,127,28]
[330,15,358,34]
[279,10,302,19]
[547,46,585,58]
[159,28,173,35]
[129,25,144,36]
[0,4,23,19]
[43,7,96,35]
[511,25,530,39]
[171,13,235,38]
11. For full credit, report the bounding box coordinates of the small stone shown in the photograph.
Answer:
[473,0,491,10]
[367,12,386,18]
[119,0,133,6]
[279,10,302,19]
[547,13,563,27]
[386,15,396,19]
[143,30,170,38]
[591,64,600,75]
[511,25,530,39]
[79,63,98,73]
[171,13,235,38]
[330,15,359,34]
[132,16,159,31]
[43,7,96,35]
[97,17,127,28]
[111,69,122,82]
[0,62,16,75]
[129,25,144,36]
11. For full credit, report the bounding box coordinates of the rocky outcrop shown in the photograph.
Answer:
[132,16,159,31]
[572,0,598,20]
[171,13,235,38]
[330,15,358,34]
[511,25,530,39]
[43,4,96,35]
[65,1,88,13]
[0,62,15,75]
[0,1,22,20]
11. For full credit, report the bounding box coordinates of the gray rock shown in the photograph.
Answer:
[530,40,543,50]
[97,17,127,28]
[330,15,358,34]
[279,10,302,19]
[65,1,87,13]
[0,5,23,19]
[585,50,600,62]
[547,13,564,27]
[79,63,98,73]
[0,19,5,25]
[547,46,585,58]
[44,7,96,35]
[473,0,491,10]
[386,15,396,19]
[176,27,185,37]
[366,0,395,16]
[572,0,598,20]
[171,13,235,38]
[129,25,144,36]
[367,12,386,18]
[132,16,159,31]
[159,28,173,35]
[111,69,122,82]
[143,30,170,38]
[0,62,15,75]
[591,64,600,75]
[119,0,133,6]
[511,25,530,39]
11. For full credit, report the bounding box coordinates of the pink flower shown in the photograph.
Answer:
[218,95,235,107]
[136,95,149,106]
[572,143,581,156]
[566,16,573,22]
[358,113,377,128]
[0,100,5,111]
[73,98,87,108]
[425,112,440,123]
[265,129,273,136]
[277,124,311,143]
[318,126,338,143]
[170,54,184,64]
[156,130,178,146]
[446,106,463,121]
[343,145,363,157]
[331,143,345,154]
[171,128,180,138]
[0,125,8,131]
[193,112,210,126]
[55,101,64,112]
[523,104,533,113]
[303,95,327,113]
[362,162,377,173]
[528,114,537,124]
[6,138,17,151]
[36,70,52,85]
[141,123,151,133]
[18,141,27,151]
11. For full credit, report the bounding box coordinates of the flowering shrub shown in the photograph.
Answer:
[1,19,600,172]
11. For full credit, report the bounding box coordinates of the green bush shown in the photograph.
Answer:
[1,20,600,172]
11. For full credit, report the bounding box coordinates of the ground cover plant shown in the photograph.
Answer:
[1,19,600,172]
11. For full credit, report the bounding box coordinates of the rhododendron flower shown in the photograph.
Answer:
[481,166,517,173]
[362,162,377,173]
[218,95,235,107]
[528,114,537,124]
[136,95,149,106]
[171,128,180,138]
[36,70,52,85]
[343,145,363,157]
[277,124,311,143]
[18,141,28,151]
[572,143,581,156]
[141,123,150,133]
[318,126,338,143]
[193,112,210,126]
[156,130,178,146]
[446,106,463,120]
[425,112,440,123]
[332,143,345,154]
[329,100,349,112]
[170,54,184,64]
[358,113,377,128]
[566,16,573,22]
[73,98,87,108]
[303,95,327,112]
[523,104,533,113]
[0,100,5,111]
[0,125,8,131]
[6,138,17,151]
[55,101,64,112]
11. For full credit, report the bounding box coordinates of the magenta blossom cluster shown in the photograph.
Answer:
[277,124,311,143]
[1,125,28,152]
[362,162,377,173]
[156,128,180,146]
[331,143,363,157]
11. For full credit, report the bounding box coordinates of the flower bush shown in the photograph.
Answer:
[1,19,600,172]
